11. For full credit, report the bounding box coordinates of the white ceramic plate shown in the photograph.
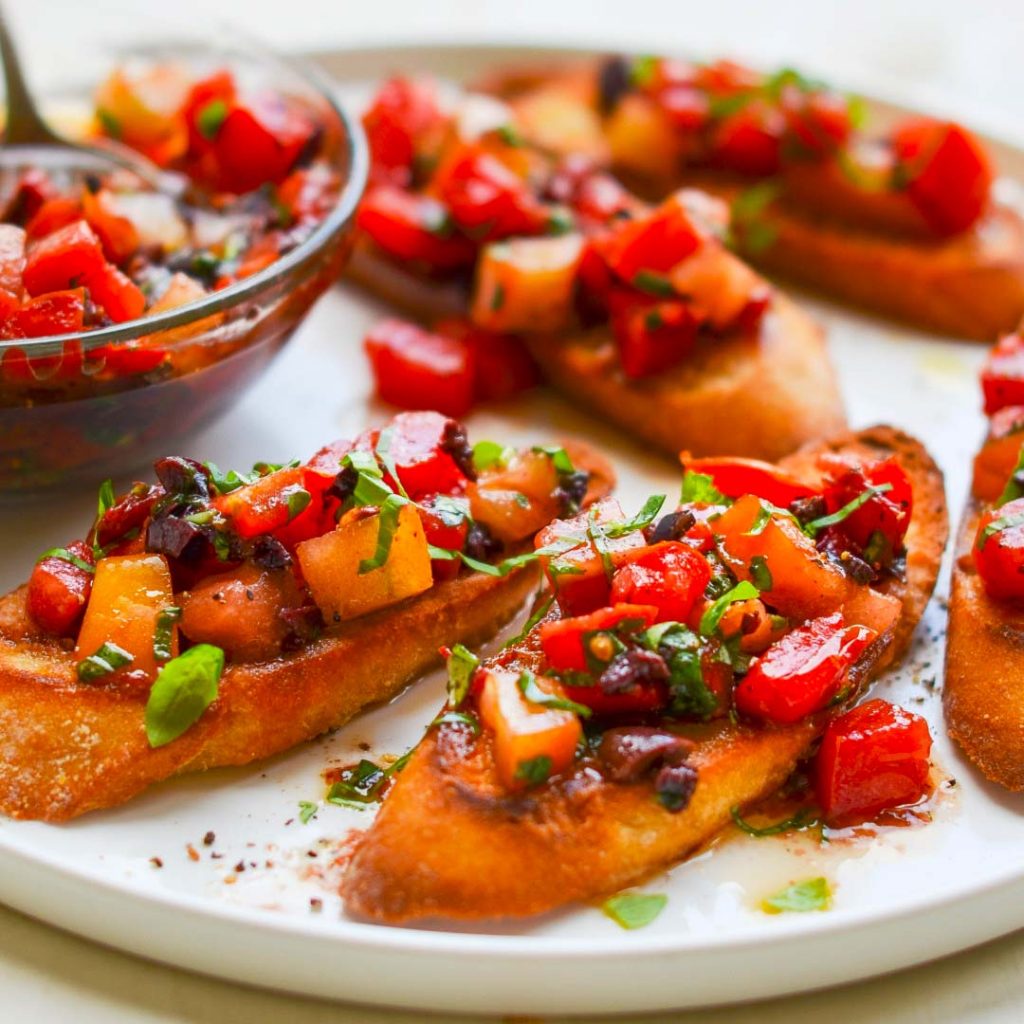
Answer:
[0,43,1021,1018]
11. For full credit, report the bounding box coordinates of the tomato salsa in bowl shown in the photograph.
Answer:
[0,45,367,494]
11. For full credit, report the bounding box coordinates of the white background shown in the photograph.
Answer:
[4,0,1024,1020]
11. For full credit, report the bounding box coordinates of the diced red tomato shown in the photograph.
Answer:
[3,169,56,226]
[276,165,338,223]
[609,287,698,378]
[599,192,703,281]
[213,466,317,541]
[681,456,816,507]
[27,539,95,636]
[0,224,25,300]
[11,289,86,338]
[95,484,164,549]
[418,493,470,581]
[710,102,785,176]
[658,85,711,134]
[434,317,539,401]
[734,612,877,723]
[377,410,469,499]
[24,197,82,242]
[539,603,660,672]
[364,319,476,419]
[892,119,992,235]
[821,456,912,554]
[92,341,167,376]
[815,698,932,824]
[22,220,106,296]
[434,146,548,241]
[362,76,443,186]
[563,676,669,716]
[535,497,648,615]
[86,261,146,323]
[694,59,761,96]
[212,93,315,193]
[609,542,711,623]
[180,69,237,153]
[357,185,476,269]
[974,495,1024,600]
[574,172,638,224]
[981,332,1024,416]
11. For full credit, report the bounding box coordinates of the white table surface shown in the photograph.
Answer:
[4,0,1024,1019]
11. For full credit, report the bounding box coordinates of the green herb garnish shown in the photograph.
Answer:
[77,641,134,682]
[144,644,224,748]
[761,876,832,914]
[514,754,553,786]
[196,98,228,140]
[96,108,122,139]
[977,510,1024,550]
[358,494,409,574]
[731,805,819,837]
[546,207,575,236]
[997,441,1024,506]
[298,800,319,824]
[681,471,729,506]
[517,670,591,717]
[803,484,892,537]
[602,494,667,538]
[532,445,575,475]
[431,710,481,735]
[750,555,773,592]
[644,622,717,718]
[491,282,506,311]
[38,546,95,574]
[284,486,312,523]
[633,270,675,297]
[629,55,658,87]
[153,606,182,662]
[699,580,759,636]
[504,591,557,648]
[496,123,523,146]
[472,440,513,473]
[602,891,668,930]
[446,643,479,707]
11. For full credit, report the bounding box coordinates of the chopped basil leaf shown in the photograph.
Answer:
[699,580,759,636]
[750,555,773,592]
[744,502,774,537]
[587,509,616,580]
[472,440,512,473]
[96,107,122,139]
[532,445,575,475]
[153,606,182,662]
[997,441,1024,506]
[38,546,95,574]
[546,207,575,236]
[644,622,717,718]
[503,590,556,648]
[431,710,481,736]
[602,494,667,538]
[446,643,479,707]
[298,800,319,824]
[343,449,384,477]
[517,670,591,718]
[490,282,506,311]
[204,462,252,494]
[428,544,540,577]
[847,94,868,130]
[729,182,781,254]
[284,486,312,523]
[803,483,892,537]
[633,269,675,297]
[96,478,115,522]
[708,91,754,120]
[358,494,409,574]
[196,98,228,140]
[762,66,822,98]
[731,805,818,837]
[680,470,729,506]
[496,123,523,146]
[761,876,832,914]
[77,641,134,682]
[375,426,409,498]
[252,458,300,476]
[977,510,1024,550]
[144,644,224,748]
[327,759,384,808]
[629,55,658,87]
[514,754,552,786]
[602,891,668,930]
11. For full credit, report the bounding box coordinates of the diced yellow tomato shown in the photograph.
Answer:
[718,597,778,653]
[511,86,609,162]
[296,503,432,623]
[477,668,582,791]
[714,495,855,620]
[669,243,766,330]
[972,430,1024,502]
[604,93,681,184]
[75,553,176,684]
[94,65,191,150]
[470,235,584,334]
[468,450,561,543]
[179,563,302,662]
[840,585,901,639]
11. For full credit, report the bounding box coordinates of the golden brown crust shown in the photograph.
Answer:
[341,426,947,923]
[347,238,846,462]
[945,500,1024,790]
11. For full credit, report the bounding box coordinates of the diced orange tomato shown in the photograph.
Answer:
[81,188,140,265]
[714,494,856,619]
[468,450,560,543]
[535,497,648,614]
[603,92,681,184]
[972,407,1024,501]
[95,64,192,148]
[815,698,932,824]
[75,553,177,685]
[296,503,433,622]
[668,244,770,332]
[609,542,711,623]
[680,455,815,507]
[477,667,582,791]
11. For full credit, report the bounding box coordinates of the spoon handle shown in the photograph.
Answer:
[0,4,58,145]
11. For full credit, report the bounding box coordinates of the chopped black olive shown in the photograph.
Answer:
[655,762,699,812]
[252,535,292,572]
[555,470,590,516]
[648,508,697,544]
[327,465,358,508]
[598,648,670,695]
[598,726,694,783]
[597,55,632,114]
[153,455,211,501]
[145,516,207,562]
[464,520,501,562]
[440,419,477,481]
[789,494,827,526]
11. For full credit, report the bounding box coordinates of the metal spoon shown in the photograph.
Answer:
[0,4,183,192]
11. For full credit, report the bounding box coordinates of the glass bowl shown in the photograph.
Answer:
[0,22,367,495]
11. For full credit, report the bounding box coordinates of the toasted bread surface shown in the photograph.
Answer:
[341,427,947,922]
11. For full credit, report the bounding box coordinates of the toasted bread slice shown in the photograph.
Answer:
[341,426,947,923]
[0,446,614,822]
[945,500,1024,790]
[347,240,845,462]
[482,65,1024,340]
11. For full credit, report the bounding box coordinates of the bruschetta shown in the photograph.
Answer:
[350,77,845,461]
[342,425,947,922]
[480,57,1024,340]
[0,411,613,821]
[946,330,1024,788]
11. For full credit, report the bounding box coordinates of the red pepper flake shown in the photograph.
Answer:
[149,856,163,869]
[203,831,216,847]
[234,860,246,873]
[306,850,318,858]
[186,844,200,862]
[310,897,323,913]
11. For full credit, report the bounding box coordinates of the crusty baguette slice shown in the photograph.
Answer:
[0,447,614,822]
[347,240,846,462]
[341,426,947,923]
[945,500,1024,790]
[481,65,1024,340]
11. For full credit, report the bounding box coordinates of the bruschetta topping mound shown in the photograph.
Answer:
[19,410,603,749]
[431,450,925,816]
[356,77,776,416]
